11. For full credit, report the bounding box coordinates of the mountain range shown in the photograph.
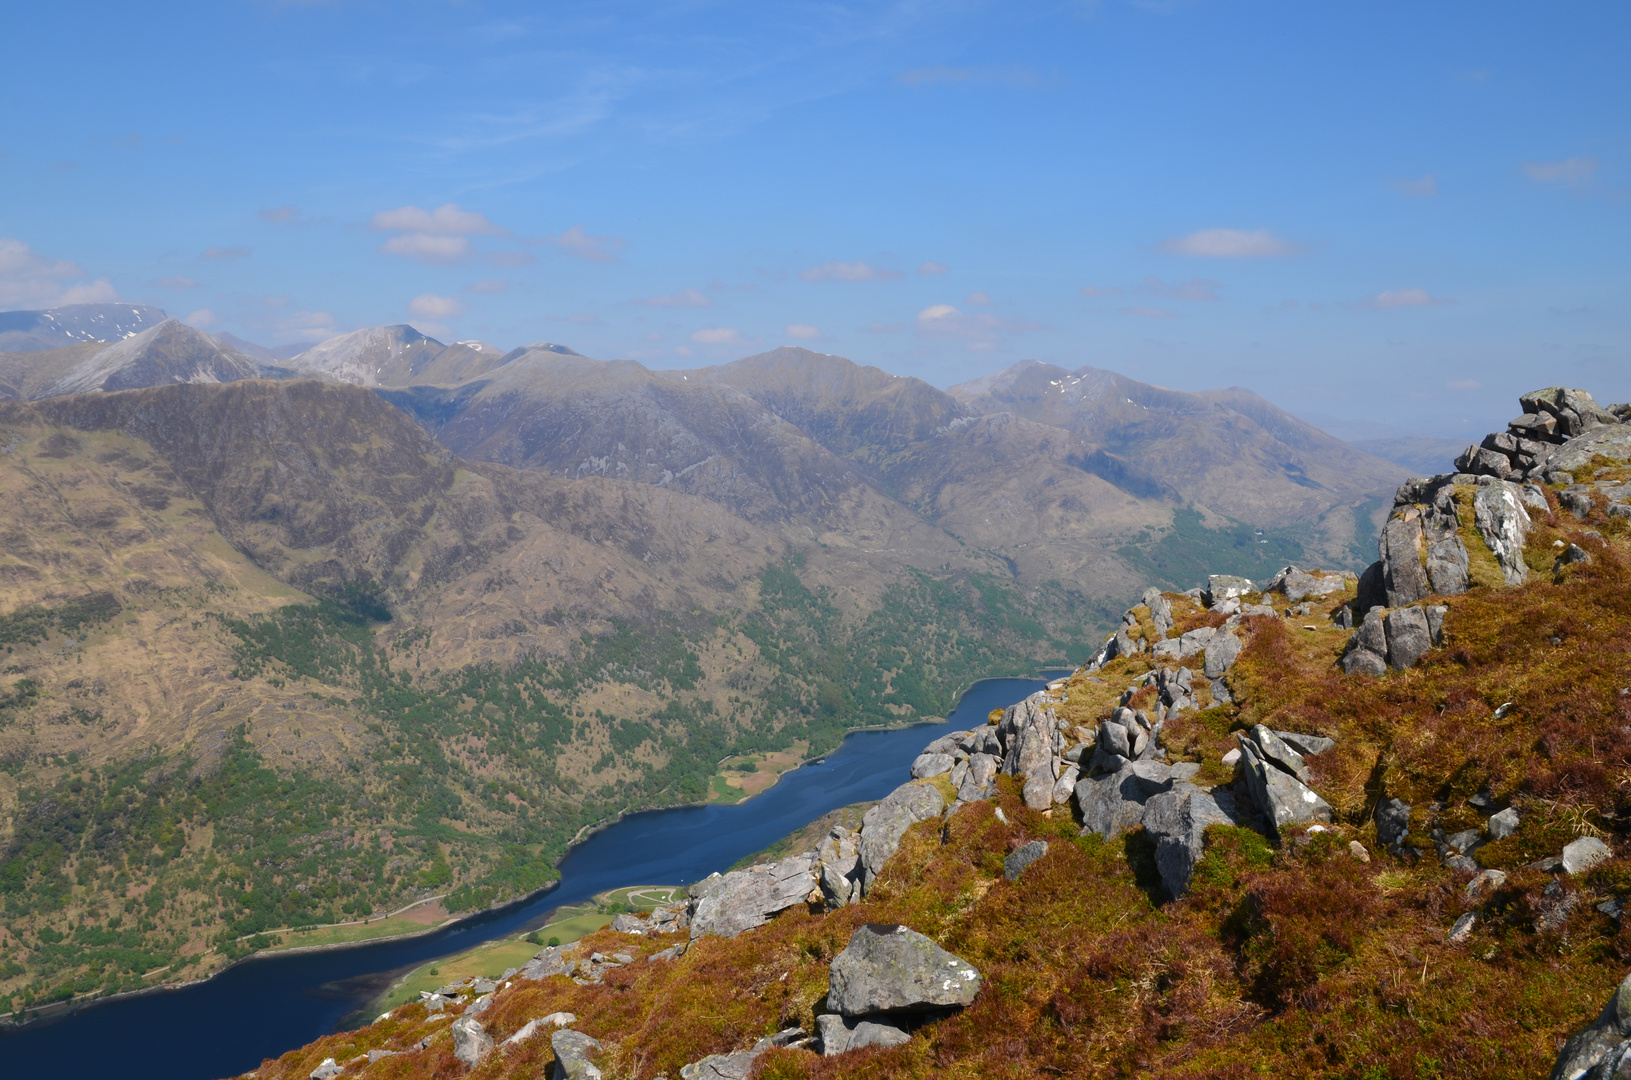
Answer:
[0,303,1410,1012]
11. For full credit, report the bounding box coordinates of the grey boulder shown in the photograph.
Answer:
[910,752,956,779]
[1376,798,1412,847]
[1274,731,1335,758]
[1237,738,1332,840]
[1004,840,1049,881]
[956,753,999,803]
[827,923,982,1017]
[1203,632,1243,679]
[1143,787,1236,897]
[688,853,818,939]
[1075,759,1174,839]
[1384,606,1433,670]
[1488,806,1520,840]
[999,696,1061,810]
[1549,970,1631,1080]
[817,825,862,907]
[1472,479,1533,586]
[309,1060,342,1080]
[1563,837,1612,876]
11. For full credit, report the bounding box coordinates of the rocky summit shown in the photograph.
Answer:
[226,385,1631,1080]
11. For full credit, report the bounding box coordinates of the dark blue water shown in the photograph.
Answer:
[0,676,1051,1080]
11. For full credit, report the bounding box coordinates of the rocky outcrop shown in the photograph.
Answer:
[1004,839,1049,880]
[816,1013,912,1055]
[1550,971,1631,1080]
[1340,602,1446,674]
[816,923,982,1055]
[1472,478,1533,584]
[998,696,1063,810]
[679,1029,809,1079]
[687,854,819,939]
[451,1015,494,1068]
[1235,727,1333,841]
[1144,786,1237,896]
[858,782,946,894]
[1457,385,1623,484]
[817,825,862,906]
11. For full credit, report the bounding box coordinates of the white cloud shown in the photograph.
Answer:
[800,260,902,283]
[1365,288,1451,309]
[1522,157,1598,187]
[785,324,820,339]
[380,233,472,264]
[965,291,991,306]
[408,294,466,319]
[370,203,504,236]
[1079,285,1122,298]
[1143,276,1220,301]
[917,260,950,275]
[201,245,252,260]
[1160,228,1298,257]
[551,224,626,263]
[466,279,509,294]
[915,304,1035,351]
[273,310,337,341]
[634,287,712,308]
[0,238,119,308]
[691,326,755,346]
[153,275,198,290]
[258,205,301,224]
[1124,306,1178,319]
[1392,174,1438,198]
[182,308,217,328]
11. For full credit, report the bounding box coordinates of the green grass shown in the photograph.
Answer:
[261,913,450,953]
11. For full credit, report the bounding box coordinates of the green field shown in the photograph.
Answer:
[374,885,682,1012]
[260,913,451,954]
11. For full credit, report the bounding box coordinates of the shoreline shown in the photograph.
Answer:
[0,668,1066,1032]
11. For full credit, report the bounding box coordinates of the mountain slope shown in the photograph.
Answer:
[285,325,508,387]
[38,318,262,397]
[0,378,1096,1010]
[949,360,1407,525]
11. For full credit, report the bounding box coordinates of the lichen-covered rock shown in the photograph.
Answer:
[1004,840,1049,880]
[1203,632,1242,679]
[452,1016,494,1068]
[1075,759,1174,839]
[1564,836,1612,876]
[1376,797,1412,848]
[858,782,945,894]
[998,695,1059,810]
[816,1013,912,1056]
[1206,574,1256,605]
[910,752,955,779]
[1341,608,1388,675]
[956,752,999,802]
[1237,738,1332,840]
[1241,725,1310,783]
[688,853,819,939]
[309,1059,342,1080]
[827,923,982,1017]
[1384,605,1433,670]
[519,943,576,981]
[552,1029,603,1080]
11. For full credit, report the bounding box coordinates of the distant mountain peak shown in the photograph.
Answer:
[43,318,260,397]
[286,325,509,388]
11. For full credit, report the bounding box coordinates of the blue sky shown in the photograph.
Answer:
[2,1,1626,436]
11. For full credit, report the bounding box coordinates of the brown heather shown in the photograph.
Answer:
[242,482,1631,1080]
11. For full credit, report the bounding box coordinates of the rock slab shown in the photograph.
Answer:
[827,923,982,1017]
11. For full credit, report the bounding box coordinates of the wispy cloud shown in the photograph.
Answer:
[1392,174,1438,198]
[1142,276,1220,301]
[551,223,626,263]
[691,326,757,346]
[633,286,712,308]
[408,294,466,319]
[0,238,116,308]
[1364,288,1452,309]
[915,303,1036,351]
[152,275,199,290]
[1522,157,1597,187]
[182,308,216,329]
[466,279,509,294]
[965,291,991,306]
[201,245,252,260]
[800,260,902,283]
[898,66,1043,88]
[785,324,820,340]
[917,260,949,275]
[258,205,305,225]
[380,234,471,263]
[1160,228,1298,257]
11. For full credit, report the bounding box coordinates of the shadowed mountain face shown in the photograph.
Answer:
[0,303,167,352]
[284,324,509,387]
[948,360,1407,527]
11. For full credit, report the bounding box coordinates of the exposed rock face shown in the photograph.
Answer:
[1549,971,1631,1080]
[1472,479,1533,585]
[520,943,577,980]
[817,825,862,907]
[1144,786,1236,896]
[910,752,956,779]
[827,923,982,1016]
[451,1016,494,1068]
[1342,602,1445,674]
[688,854,819,939]
[1264,565,1348,603]
[1564,837,1612,876]
[1383,605,1433,670]
[680,1029,810,1078]
[309,1059,343,1080]
[998,696,1062,810]
[858,783,945,893]
[552,1029,604,1080]
[1075,759,1176,839]
[1236,733,1332,840]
